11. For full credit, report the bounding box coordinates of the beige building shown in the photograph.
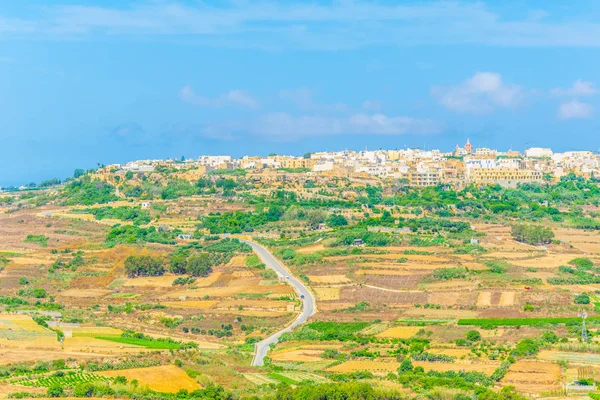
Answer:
[409,170,441,187]
[469,168,542,185]
[281,158,316,169]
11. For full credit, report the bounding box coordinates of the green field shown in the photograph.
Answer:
[458,316,600,327]
[95,335,181,349]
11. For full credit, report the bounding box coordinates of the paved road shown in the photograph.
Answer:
[240,239,316,367]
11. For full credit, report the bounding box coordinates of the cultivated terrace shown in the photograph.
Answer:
[2,169,600,399]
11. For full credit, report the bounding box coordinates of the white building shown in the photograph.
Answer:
[525,148,553,158]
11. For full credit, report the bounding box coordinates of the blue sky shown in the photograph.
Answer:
[2,1,600,186]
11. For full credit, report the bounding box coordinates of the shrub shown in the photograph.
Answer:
[574,293,591,304]
[46,384,63,398]
[569,258,594,270]
[512,339,539,357]
[466,330,481,342]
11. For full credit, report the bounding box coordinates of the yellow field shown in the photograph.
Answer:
[1,314,51,334]
[403,308,478,318]
[67,326,123,337]
[428,292,462,306]
[162,300,218,309]
[58,289,113,298]
[231,270,255,278]
[62,337,151,354]
[327,360,400,373]
[331,254,448,262]
[0,349,103,365]
[428,348,471,358]
[227,256,247,267]
[270,349,324,362]
[210,309,289,317]
[501,361,561,394]
[499,292,516,306]
[376,326,423,339]
[516,254,580,269]
[99,365,201,393]
[216,299,290,309]
[414,361,499,374]
[313,287,340,300]
[296,244,325,254]
[122,273,222,288]
[307,275,349,284]
[477,292,491,306]
[6,256,51,265]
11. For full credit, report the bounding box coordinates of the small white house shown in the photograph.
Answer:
[141,201,152,209]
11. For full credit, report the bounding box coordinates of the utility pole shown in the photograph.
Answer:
[579,312,588,343]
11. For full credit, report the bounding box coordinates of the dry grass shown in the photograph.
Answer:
[308,275,349,284]
[477,292,492,306]
[327,360,400,373]
[67,326,123,337]
[0,349,103,365]
[270,349,324,362]
[377,326,423,339]
[414,361,499,374]
[162,300,218,309]
[227,256,247,267]
[499,292,516,306]
[58,289,113,298]
[517,254,580,269]
[98,365,201,393]
[296,244,325,254]
[313,287,340,301]
[122,273,222,288]
[501,361,561,394]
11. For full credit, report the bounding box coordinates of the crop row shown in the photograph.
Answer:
[13,373,113,388]
[457,316,600,327]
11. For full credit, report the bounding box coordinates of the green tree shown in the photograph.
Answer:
[398,357,413,373]
[327,213,348,227]
[466,330,481,341]
[187,253,212,277]
[124,256,165,278]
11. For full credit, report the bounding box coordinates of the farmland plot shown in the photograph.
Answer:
[98,365,201,393]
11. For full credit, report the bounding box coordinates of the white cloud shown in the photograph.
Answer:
[203,112,442,141]
[551,80,597,97]
[179,85,258,109]
[432,72,524,113]
[362,100,381,111]
[6,2,600,49]
[558,100,594,120]
[279,89,346,112]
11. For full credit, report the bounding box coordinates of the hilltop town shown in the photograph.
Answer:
[83,142,596,191]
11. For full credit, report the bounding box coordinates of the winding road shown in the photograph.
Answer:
[240,239,316,367]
